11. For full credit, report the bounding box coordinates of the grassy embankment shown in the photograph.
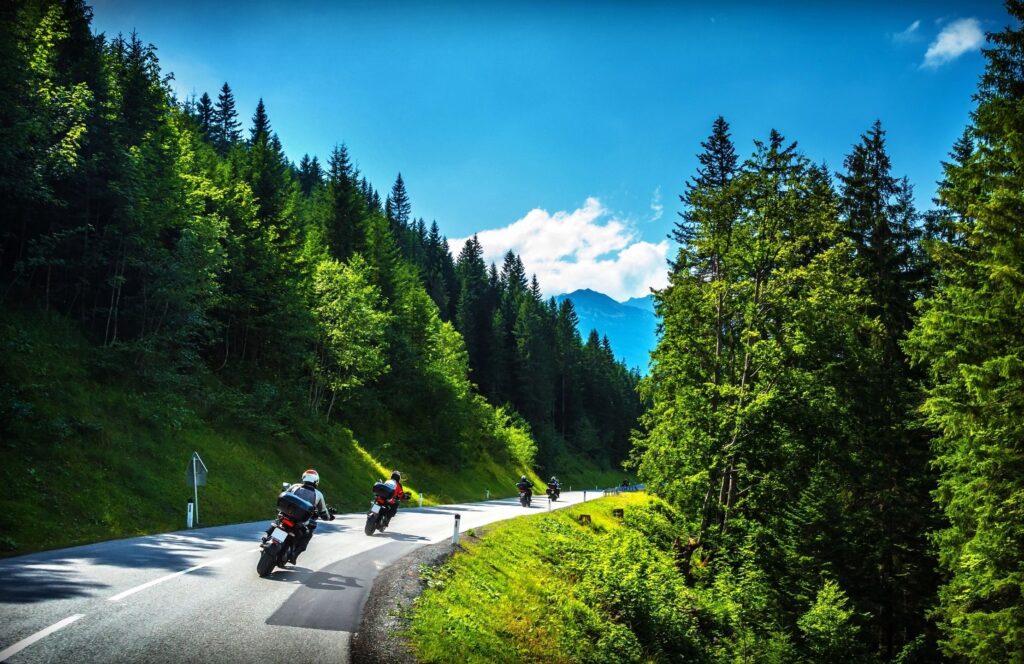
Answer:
[1,309,623,555]
[407,492,711,663]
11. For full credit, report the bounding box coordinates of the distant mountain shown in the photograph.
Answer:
[555,289,658,373]
[622,294,655,314]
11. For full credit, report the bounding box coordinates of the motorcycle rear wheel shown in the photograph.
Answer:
[364,513,378,536]
[257,543,279,577]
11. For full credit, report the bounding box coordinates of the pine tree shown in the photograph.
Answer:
[386,173,411,229]
[196,91,214,142]
[297,154,323,196]
[325,144,366,259]
[906,5,1024,659]
[837,120,937,659]
[212,82,241,155]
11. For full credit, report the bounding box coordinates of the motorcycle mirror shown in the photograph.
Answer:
[281,482,290,491]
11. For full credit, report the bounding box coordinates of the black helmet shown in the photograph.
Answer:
[391,470,401,482]
[520,475,527,483]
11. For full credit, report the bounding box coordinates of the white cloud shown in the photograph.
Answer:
[449,198,670,301]
[892,19,921,43]
[649,186,664,222]
[922,18,984,69]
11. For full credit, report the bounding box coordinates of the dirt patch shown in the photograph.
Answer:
[351,538,461,663]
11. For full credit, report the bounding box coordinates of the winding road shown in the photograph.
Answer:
[0,490,593,663]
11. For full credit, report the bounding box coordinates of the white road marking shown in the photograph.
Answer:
[0,614,85,662]
[107,556,231,602]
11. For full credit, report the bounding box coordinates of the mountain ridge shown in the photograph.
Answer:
[554,289,658,373]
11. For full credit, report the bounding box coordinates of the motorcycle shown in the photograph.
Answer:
[257,486,335,577]
[518,485,533,507]
[546,482,560,501]
[364,480,407,536]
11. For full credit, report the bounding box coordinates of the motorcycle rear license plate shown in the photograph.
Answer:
[371,504,381,514]
[270,527,288,543]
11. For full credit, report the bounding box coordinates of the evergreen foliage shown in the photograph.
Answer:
[906,3,1024,659]
[0,0,637,542]
[634,117,941,660]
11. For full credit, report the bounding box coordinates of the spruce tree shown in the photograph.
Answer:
[212,82,241,155]
[907,5,1024,659]
[837,120,937,659]
[196,91,214,141]
[387,173,411,229]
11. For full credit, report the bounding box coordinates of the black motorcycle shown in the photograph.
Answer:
[546,482,560,501]
[364,481,407,536]
[257,489,335,577]
[517,485,533,507]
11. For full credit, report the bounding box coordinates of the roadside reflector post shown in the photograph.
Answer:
[485,489,490,500]
[452,514,461,546]
[419,493,423,508]
[187,498,194,529]
[548,496,552,511]
[583,490,587,502]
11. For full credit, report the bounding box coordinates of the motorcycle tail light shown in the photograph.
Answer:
[281,518,295,528]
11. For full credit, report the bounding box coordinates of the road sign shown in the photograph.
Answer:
[186,452,208,487]
[186,452,208,527]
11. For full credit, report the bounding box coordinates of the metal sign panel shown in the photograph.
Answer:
[186,452,208,487]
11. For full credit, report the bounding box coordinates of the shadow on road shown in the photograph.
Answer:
[377,531,430,542]
[0,567,110,603]
[0,524,267,603]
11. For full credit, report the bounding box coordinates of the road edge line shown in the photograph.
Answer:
[0,613,85,662]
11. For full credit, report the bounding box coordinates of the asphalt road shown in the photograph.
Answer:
[0,490,594,663]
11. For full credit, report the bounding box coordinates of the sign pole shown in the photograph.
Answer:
[193,455,199,525]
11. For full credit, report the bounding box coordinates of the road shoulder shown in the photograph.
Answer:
[351,539,457,663]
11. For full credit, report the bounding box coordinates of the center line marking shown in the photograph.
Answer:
[107,557,231,602]
[0,614,85,662]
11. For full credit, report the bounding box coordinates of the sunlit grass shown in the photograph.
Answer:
[408,493,653,663]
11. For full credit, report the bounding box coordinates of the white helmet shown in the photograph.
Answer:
[301,469,320,487]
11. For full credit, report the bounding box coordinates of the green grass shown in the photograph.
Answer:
[0,309,546,555]
[407,493,662,663]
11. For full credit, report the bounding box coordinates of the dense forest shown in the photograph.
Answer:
[0,0,640,491]
[3,0,1023,661]
[632,4,1024,662]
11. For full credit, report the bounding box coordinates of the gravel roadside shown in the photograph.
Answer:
[350,539,459,663]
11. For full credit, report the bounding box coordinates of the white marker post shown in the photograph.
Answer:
[452,514,461,546]
[186,498,194,529]
[419,493,423,508]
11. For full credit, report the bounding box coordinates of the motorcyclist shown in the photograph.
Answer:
[516,475,535,498]
[547,476,561,498]
[267,469,334,563]
[382,471,405,526]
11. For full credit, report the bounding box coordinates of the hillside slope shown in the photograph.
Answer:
[0,309,554,555]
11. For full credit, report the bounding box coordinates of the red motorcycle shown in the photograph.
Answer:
[364,480,406,535]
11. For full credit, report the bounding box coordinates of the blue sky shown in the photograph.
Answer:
[91,1,1005,299]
